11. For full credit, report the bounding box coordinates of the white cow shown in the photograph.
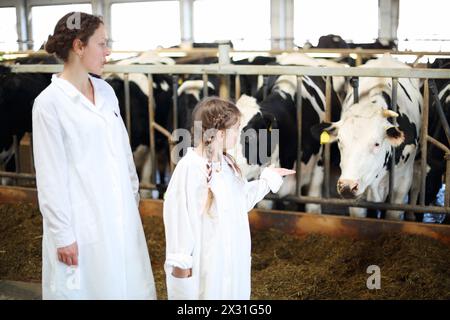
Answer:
[313,54,423,220]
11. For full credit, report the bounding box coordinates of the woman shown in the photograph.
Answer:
[33,12,156,299]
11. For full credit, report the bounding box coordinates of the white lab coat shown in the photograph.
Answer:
[163,147,283,300]
[32,74,156,300]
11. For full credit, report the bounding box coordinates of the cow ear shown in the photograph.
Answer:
[311,122,339,144]
[386,126,405,147]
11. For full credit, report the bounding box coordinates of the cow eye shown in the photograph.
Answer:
[375,142,380,147]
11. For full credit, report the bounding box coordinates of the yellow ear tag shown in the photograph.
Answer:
[320,131,330,145]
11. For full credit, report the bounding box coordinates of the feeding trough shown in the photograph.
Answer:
[1,186,449,244]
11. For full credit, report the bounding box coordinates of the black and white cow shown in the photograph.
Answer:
[316,34,349,49]
[175,56,277,133]
[0,55,59,184]
[176,78,218,132]
[315,34,397,66]
[232,56,277,98]
[105,52,175,195]
[229,53,348,213]
[420,58,450,223]
[312,54,422,220]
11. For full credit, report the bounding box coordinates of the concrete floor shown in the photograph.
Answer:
[0,281,41,300]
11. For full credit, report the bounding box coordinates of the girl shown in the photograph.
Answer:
[163,97,295,299]
[33,12,156,299]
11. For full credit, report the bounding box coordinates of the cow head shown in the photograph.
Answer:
[312,105,404,199]
[240,110,278,166]
[228,95,279,180]
[177,79,216,132]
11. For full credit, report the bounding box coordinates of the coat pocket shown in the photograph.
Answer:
[72,202,99,246]
[166,272,196,300]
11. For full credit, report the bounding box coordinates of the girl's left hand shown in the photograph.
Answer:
[267,167,296,177]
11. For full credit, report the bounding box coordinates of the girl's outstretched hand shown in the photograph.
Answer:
[267,167,296,177]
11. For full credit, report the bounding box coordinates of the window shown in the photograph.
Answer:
[294,0,378,47]
[111,1,180,51]
[0,7,18,52]
[31,4,92,50]
[193,0,271,50]
[398,0,450,51]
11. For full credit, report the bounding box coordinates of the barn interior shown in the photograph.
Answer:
[0,0,449,300]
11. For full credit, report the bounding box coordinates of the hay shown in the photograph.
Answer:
[1,203,449,299]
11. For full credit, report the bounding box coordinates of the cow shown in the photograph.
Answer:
[232,56,277,98]
[317,34,349,49]
[419,58,450,223]
[174,56,277,133]
[228,53,348,213]
[315,34,397,51]
[175,78,218,132]
[314,34,397,66]
[0,54,59,184]
[347,38,397,50]
[311,54,422,220]
[105,52,175,197]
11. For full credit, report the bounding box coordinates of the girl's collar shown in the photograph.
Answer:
[187,147,224,165]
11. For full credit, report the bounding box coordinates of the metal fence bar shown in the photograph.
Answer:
[446,154,450,207]
[389,78,398,203]
[295,75,303,197]
[11,64,450,79]
[123,73,131,138]
[263,76,268,100]
[324,76,332,198]
[420,79,430,206]
[147,73,156,186]
[0,172,35,180]
[172,75,179,132]
[152,121,175,174]
[29,133,35,174]
[263,195,450,214]
[202,73,208,98]
[13,135,20,185]
[429,79,450,145]
[8,48,450,57]
[235,74,241,101]
[138,182,158,190]
[350,77,359,103]
[172,75,180,175]
[218,44,230,99]
[428,136,450,154]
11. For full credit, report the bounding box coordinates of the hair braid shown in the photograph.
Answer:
[204,137,214,216]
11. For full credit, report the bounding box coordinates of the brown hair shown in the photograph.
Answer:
[191,97,242,215]
[45,12,103,62]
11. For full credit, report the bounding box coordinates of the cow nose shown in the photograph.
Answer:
[337,179,359,199]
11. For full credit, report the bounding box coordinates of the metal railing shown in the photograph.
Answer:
[3,48,450,66]
[3,49,450,217]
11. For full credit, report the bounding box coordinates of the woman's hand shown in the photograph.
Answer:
[266,167,296,177]
[57,242,78,266]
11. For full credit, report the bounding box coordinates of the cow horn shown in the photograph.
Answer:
[382,109,399,118]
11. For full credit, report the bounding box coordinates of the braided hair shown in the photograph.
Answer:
[191,97,242,215]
